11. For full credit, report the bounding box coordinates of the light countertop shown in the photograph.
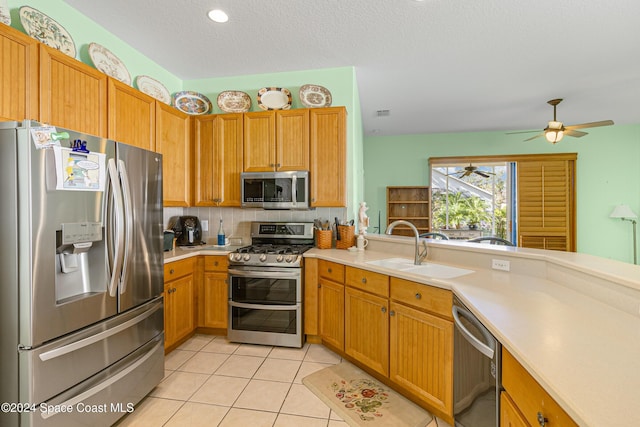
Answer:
[304,245,640,427]
[162,238,640,426]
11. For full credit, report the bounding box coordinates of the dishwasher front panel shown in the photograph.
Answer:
[452,296,501,427]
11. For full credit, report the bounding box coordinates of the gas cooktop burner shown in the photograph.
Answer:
[229,221,315,267]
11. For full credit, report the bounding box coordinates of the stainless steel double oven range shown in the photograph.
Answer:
[227,222,314,348]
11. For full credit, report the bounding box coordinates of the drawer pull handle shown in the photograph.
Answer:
[537,412,548,427]
[328,268,332,273]
[214,261,219,266]
[381,306,387,313]
[169,269,174,274]
[361,277,367,284]
[415,293,422,300]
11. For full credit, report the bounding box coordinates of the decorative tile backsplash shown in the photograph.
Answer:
[163,207,348,245]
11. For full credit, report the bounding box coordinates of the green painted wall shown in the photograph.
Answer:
[364,124,640,263]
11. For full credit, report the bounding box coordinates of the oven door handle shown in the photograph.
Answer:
[229,301,299,311]
[228,268,300,279]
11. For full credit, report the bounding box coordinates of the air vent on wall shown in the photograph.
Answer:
[376,109,391,117]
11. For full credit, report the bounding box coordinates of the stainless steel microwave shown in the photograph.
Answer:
[241,171,310,210]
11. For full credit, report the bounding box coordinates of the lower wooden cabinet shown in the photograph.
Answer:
[164,258,195,350]
[319,278,345,351]
[345,286,389,376]
[200,255,229,329]
[311,261,454,423]
[500,391,528,427]
[501,348,578,427]
[389,301,453,419]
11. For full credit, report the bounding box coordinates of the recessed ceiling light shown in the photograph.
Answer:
[208,9,229,23]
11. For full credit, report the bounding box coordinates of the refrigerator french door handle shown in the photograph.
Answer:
[452,305,495,359]
[117,159,134,294]
[38,300,161,361]
[39,340,162,420]
[107,159,125,297]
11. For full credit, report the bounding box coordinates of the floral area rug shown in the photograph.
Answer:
[303,362,436,427]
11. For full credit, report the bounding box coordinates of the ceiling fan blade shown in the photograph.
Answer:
[475,171,490,178]
[524,133,545,142]
[506,129,541,135]
[462,170,472,177]
[565,120,614,130]
[565,129,588,138]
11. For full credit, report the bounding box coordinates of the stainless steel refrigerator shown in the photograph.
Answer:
[0,121,165,427]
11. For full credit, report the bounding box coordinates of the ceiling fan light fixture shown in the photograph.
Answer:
[545,129,564,143]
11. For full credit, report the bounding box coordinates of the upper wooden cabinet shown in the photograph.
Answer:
[193,113,244,206]
[39,45,107,136]
[310,107,347,207]
[156,102,191,206]
[243,109,309,172]
[0,24,38,122]
[107,78,156,150]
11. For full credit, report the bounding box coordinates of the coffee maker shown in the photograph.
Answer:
[169,216,204,246]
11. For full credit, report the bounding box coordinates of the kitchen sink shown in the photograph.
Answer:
[366,258,474,279]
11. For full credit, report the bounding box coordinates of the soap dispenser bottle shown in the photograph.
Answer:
[217,219,225,246]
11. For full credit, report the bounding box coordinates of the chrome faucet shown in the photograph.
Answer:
[385,220,428,265]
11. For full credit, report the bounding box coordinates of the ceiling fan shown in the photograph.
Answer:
[509,99,614,143]
[448,164,495,178]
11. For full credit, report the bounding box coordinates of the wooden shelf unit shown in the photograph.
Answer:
[387,186,431,236]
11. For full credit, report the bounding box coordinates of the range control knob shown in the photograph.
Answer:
[259,254,267,262]
[233,253,243,262]
[243,254,251,261]
[285,255,295,263]
[228,253,234,262]
[276,255,284,263]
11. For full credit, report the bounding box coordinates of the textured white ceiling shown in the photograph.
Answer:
[63,0,640,137]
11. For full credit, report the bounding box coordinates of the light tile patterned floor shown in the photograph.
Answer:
[114,334,348,427]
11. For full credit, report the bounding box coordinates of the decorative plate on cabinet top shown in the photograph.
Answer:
[136,75,171,104]
[257,87,292,110]
[88,43,131,85]
[173,91,212,115]
[217,91,252,113]
[0,0,10,25]
[19,6,76,57]
[299,84,332,108]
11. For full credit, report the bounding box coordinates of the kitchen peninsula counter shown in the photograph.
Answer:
[304,236,640,427]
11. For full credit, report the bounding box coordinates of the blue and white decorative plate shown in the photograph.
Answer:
[173,91,212,115]
[19,6,76,57]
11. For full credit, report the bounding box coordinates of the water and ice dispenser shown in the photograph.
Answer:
[55,222,106,302]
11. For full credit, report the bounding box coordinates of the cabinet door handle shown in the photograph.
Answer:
[389,310,395,316]
[361,277,367,284]
[537,412,548,427]
[172,287,177,293]
[381,306,387,313]
[318,284,321,288]
[415,293,422,300]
